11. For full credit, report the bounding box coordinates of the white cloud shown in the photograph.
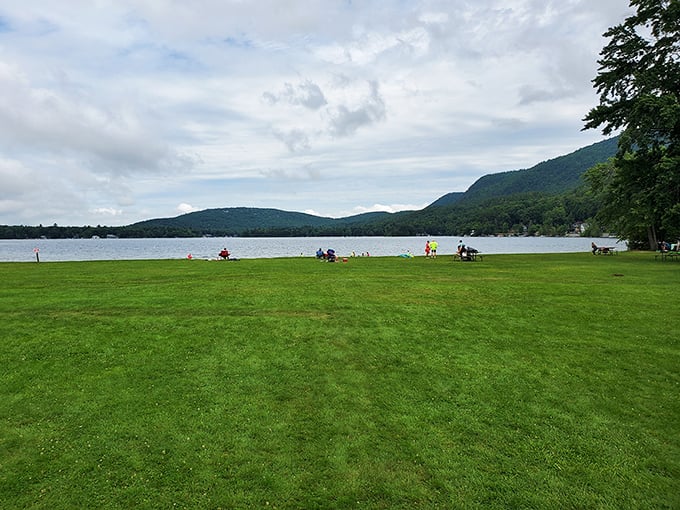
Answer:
[177,203,200,214]
[326,81,386,137]
[91,207,123,217]
[263,80,327,110]
[0,60,196,177]
[272,128,311,153]
[351,203,427,215]
[303,209,324,217]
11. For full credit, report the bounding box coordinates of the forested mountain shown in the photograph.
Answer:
[128,207,392,237]
[361,189,601,237]
[361,137,618,237]
[132,207,335,233]
[428,192,465,207]
[422,138,617,211]
[457,137,619,204]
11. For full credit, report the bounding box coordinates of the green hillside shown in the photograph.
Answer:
[458,137,618,204]
[132,207,333,233]
[368,189,600,237]
[129,207,392,236]
[428,192,465,208]
[347,137,619,237]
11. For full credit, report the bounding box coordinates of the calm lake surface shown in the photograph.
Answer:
[0,236,626,262]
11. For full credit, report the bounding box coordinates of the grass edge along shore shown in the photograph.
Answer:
[1,252,678,509]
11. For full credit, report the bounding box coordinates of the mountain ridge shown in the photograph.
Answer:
[130,136,618,234]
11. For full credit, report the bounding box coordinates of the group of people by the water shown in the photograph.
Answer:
[424,240,438,258]
[425,239,478,260]
[197,239,639,262]
[317,248,372,261]
[215,241,485,262]
[213,242,484,262]
[315,240,481,260]
[316,248,337,262]
[212,241,483,262]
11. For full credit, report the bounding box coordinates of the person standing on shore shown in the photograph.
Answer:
[430,240,438,258]
[425,240,431,258]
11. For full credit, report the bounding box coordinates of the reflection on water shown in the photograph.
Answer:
[0,236,626,262]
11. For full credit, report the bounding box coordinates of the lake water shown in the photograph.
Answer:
[0,236,626,262]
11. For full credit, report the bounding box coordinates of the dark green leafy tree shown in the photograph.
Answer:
[583,0,680,248]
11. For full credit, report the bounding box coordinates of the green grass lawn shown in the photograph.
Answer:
[1,252,678,509]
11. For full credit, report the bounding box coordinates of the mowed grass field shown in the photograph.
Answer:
[0,252,678,509]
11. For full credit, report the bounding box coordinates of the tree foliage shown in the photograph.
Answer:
[583,0,680,248]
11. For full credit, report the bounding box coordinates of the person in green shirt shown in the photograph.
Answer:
[430,240,438,258]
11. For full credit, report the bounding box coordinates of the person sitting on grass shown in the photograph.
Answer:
[326,248,336,262]
[219,248,230,260]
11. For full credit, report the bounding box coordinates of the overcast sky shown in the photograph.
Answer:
[0,1,631,226]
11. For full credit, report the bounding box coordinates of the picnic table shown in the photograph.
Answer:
[456,250,483,262]
[655,251,680,261]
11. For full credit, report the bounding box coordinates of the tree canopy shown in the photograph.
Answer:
[583,0,680,248]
